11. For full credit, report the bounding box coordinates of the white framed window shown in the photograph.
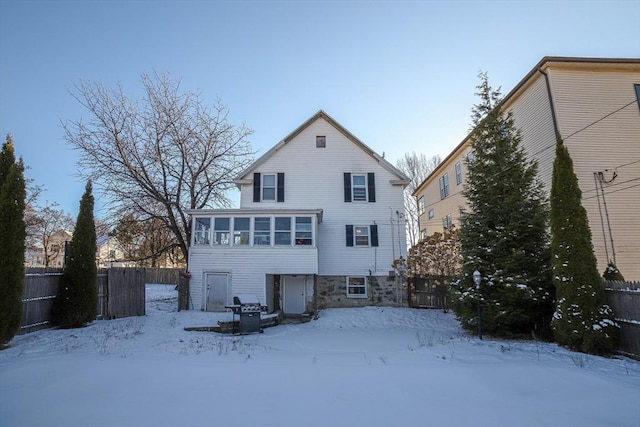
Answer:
[439,173,450,199]
[467,150,475,164]
[354,226,370,246]
[253,217,271,245]
[346,224,378,247]
[316,135,326,148]
[420,229,427,241]
[352,174,367,201]
[194,217,211,245]
[262,174,276,201]
[295,217,313,246]
[347,276,367,298]
[418,196,425,215]
[274,217,292,246]
[233,217,250,245]
[442,214,452,230]
[214,217,230,245]
[428,209,435,219]
[455,162,462,185]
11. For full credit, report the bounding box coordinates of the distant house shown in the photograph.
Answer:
[24,229,72,268]
[413,57,640,280]
[96,236,127,268]
[186,111,410,314]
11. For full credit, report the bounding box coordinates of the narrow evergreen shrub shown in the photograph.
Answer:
[53,181,97,327]
[0,135,26,345]
[550,140,618,356]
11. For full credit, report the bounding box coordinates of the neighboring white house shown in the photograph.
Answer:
[96,236,127,268]
[186,111,410,315]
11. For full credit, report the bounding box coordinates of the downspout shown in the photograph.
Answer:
[538,67,561,141]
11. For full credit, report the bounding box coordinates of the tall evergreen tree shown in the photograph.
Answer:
[54,180,97,327]
[550,140,618,355]
[451,73,553,338]
[0,135,26,345]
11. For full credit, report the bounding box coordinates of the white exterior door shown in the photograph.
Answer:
[205,273,229,312]
[283,276,305,314]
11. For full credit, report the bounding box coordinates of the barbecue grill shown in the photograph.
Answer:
[225,295,267,334]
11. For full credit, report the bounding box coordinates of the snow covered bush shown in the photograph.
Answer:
[550,140,619,356]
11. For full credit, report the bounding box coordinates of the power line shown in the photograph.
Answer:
[582,177,640,195]
[583,182,640,201]
[564,99,639,140]
[415,98,639,212]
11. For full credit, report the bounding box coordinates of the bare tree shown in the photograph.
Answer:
[63,72,255,261]
[28,203,75,267]
[396,151,441,246]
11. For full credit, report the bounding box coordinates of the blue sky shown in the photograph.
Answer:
[1,0,639,219]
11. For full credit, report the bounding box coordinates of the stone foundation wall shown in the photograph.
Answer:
[314,275,404,310]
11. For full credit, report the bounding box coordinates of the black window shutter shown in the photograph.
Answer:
[367,172,376,202]
[344,173,352,202]
[370,224,378,247]
[346,225,354,247]
[253,173,261,202]
[277,173,285,202]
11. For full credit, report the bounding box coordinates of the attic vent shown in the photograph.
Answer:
[316,135,326,148]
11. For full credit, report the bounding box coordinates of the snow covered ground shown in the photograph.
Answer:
[1,284,638,427]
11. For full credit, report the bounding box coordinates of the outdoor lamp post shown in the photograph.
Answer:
[473,270,482,340]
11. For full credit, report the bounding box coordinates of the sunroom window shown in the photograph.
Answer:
[233,217,250,245]
[214,217,230,245]
[275,217,292,245]
[295,217,312,245]
[194,218,211,245]
[254,217,271,245]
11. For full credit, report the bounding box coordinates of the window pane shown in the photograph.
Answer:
[263,175,275,186]
[214,217,230,230]
[352,175,367,201]
[275,217,291,230]
[354,226,369,246]
[195,218,210,245]
[254,217,271,231]
[347,277,367,297]
[234,217,250,230]
[254,217,271,245]
[262,174,276,201]
[263,188,276,201]
[275,232,291,245]
[295,217,313,245]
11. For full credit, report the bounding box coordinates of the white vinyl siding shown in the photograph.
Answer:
[188,246,318,310]
[238,117,406,277]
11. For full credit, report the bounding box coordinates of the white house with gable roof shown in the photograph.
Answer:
[186,110,410,315]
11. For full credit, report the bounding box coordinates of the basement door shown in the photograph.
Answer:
[283,275,305,314]
[205,273,229,312]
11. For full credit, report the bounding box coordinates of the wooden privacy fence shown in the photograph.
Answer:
[605,280,640,359]
[20,267,160,334]
[408,276,451,311]
[145,267,180,286]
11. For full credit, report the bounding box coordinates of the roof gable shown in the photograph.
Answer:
[235,110,410,185]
